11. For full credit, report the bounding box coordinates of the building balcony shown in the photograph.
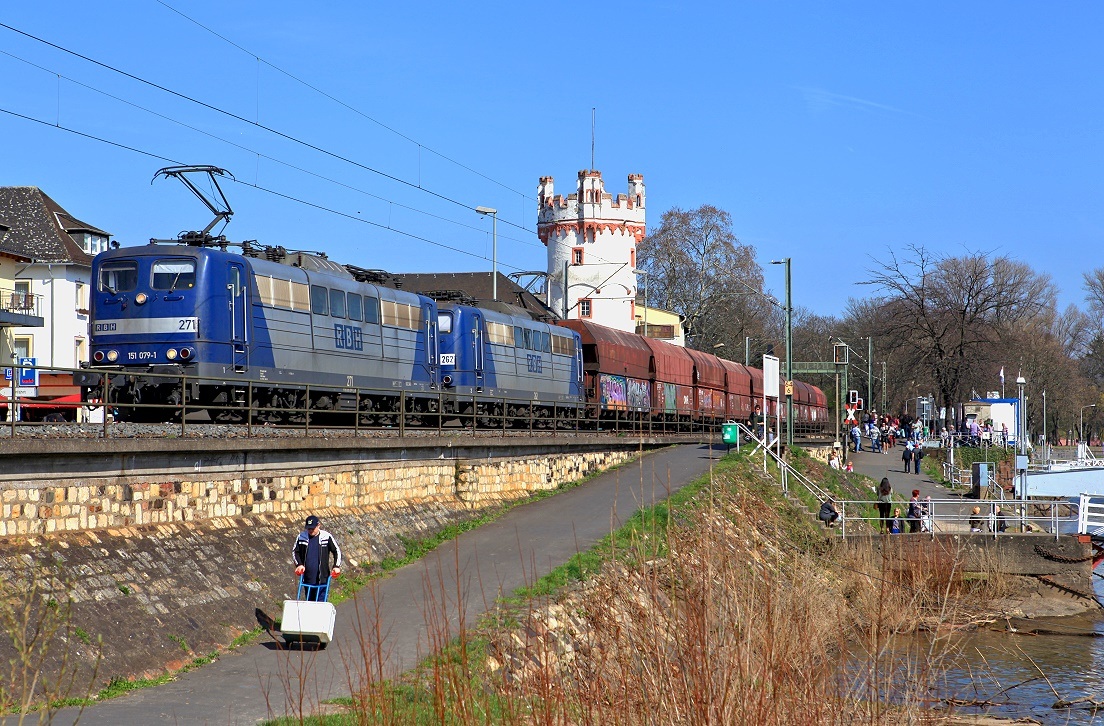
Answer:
[0,289,44,327]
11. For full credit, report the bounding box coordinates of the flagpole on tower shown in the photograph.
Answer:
[1000,367,1005,398]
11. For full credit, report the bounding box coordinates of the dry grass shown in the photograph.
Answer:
[283,454,1013,725]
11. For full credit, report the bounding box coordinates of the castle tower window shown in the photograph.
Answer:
[572,248,584,266]
[579,298,592,318]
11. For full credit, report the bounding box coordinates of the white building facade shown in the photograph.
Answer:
[537,171,645,334]
[0,187,105,416]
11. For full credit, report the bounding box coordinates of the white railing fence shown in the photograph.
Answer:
[1077,494,1104,537]
[837,498,1072,541]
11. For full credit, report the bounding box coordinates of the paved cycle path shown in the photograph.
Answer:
[52,442,723,726]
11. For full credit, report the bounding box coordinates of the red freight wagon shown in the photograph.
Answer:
[790,380,810,426]
[684,348,726,420]
[557,320,652,420]
[641,337,695,423]
[718,359,754,422]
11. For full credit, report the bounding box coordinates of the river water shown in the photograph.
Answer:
[927,582,1104,724]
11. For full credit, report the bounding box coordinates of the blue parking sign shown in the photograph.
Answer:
[18,358,36,387]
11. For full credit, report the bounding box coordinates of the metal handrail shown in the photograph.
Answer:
[836,497,1073,541]
[736,421,833,504]
[1076,494,1104,536]
[0,288,42,316]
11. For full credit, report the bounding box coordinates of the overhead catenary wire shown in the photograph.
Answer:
[0,47,543,249]
[0,22,646,273]
[0,21,540,237]
[154,0,534,202]
[0,105,530,270]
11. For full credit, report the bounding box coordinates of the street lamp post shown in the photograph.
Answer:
[633,269,648,336]
[1016,375,1027,500]
[475,206,498,301]
[1042,389,1047,460]
[771,258,793,446]
[1080,403,1096,447]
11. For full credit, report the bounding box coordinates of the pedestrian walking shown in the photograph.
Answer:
[877,478,893,533]
[902,442,913,473]
[913,442,925,474]
[292,514,343,601]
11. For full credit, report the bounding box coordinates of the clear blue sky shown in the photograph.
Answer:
[1,2,1100,316]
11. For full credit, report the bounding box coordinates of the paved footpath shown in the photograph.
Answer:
[848,443,975,529]
[50,443,724,726]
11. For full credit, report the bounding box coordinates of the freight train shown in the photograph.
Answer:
[75,240,830,432]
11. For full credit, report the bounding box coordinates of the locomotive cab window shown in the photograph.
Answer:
[151,260,196,290]
[542,331,551,353]
[310,285,328,315]
[363,296,380,324]
[99,262,138,293]
[347,293,363,322]
[229,266,243,297]
[329,289,346,319]
[523,329,533,350]
[437,312,452,334]
[514,326,524,348]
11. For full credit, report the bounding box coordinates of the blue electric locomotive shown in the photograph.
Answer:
[437,304,583,426]
[79,242,443,422]
[74,165,584,426]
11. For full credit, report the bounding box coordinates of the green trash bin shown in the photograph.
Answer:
[721,422,740,446]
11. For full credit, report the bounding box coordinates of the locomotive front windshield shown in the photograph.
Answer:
[99,262,138,293]
[151,260,196,290]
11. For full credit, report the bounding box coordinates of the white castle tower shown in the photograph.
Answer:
[537,170,645,333]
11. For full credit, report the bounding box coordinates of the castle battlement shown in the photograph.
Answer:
[538,170,645,333]
[537,170,646,227]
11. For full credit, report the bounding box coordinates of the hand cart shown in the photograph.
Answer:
[280,576,336,649]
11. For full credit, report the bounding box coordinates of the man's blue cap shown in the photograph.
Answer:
[305,515,320,528]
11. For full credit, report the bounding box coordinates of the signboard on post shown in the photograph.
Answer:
[18,358,36,388]
[762,355,779,399]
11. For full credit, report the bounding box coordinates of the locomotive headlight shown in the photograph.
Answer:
[135,293,148,305]
[179,347,194,360]
[106,350,119,362]
[92,350,105,363]
[165,348,178,360]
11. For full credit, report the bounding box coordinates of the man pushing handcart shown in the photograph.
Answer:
[281,514,342,648]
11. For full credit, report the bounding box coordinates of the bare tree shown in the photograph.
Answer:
[636,206,775,352]
[861,245,1055,424]
[1083,268,1104,320]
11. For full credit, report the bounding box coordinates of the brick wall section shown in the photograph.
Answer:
[0,449,636,686]
[0,451,634,537]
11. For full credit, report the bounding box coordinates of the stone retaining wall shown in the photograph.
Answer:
[0,447,639,688]
[0,450,634,537]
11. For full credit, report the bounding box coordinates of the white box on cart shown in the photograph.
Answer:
[280,599,336,645]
